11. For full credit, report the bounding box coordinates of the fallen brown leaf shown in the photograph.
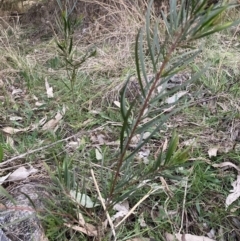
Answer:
[208,147,218,158]
[42,111,63,131]
[226,175,240,207]
[112,200,129,223]
[126,238,150,241]
[64,223,98,237]
[6,136,14,149]
[165,233,216,241]
[212,161,240,172]
[7,166,38,182]
[9,116,22,121]
[2,126,29,135]
[166,91,187,104]
[45,78,53,98]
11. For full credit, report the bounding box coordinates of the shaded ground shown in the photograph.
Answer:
[4,0,209,40]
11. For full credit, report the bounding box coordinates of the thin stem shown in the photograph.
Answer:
[71,67,77,103]
[108,30,183,199]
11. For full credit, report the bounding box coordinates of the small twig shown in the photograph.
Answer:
[0,122,115,168]
[90,169,116,241]
[178,177,188,234]
[0,131,85,167]
[188,95,219,107]
[115,186,161,228]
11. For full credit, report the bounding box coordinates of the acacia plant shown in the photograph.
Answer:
[48,0,239,240]
[55,0,96,102]
[106,0,239,208]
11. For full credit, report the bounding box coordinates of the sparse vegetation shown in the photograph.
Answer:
[55,0,96,101]
[0,0,240,241]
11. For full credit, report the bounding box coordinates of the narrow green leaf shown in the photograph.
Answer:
[188,4,223,37]
[56,0,63,11]
[150,149,163,172]
[139,31,148,89]
[169,0,177,31]
[153,23,160,53]
[0,186,16,205]
[125,108,182,161]
[162,49,201,77]
[161,11,171,37]
[120,102,137,151]
[146,0,157,72]
[192,20,240,40]
[61,79,71,90]
[184,0,192,23]
[153,23,161,67]
[165,131,179,164]
[67,17,71,34]
[62,12,68,35]
[114,171,137,191]
[191,7,227,36]
[192,0,208,15]
[56,41,65,52]
[20,192,36,209]
[68,37,73,54]
[0,144,3,162]
[135,30,146,99]
[170,148,189,165]
[64,160,69,188]
[120,77,135,151]
[177,0,186,28]
[74,48,96,68]
[137,105,180,134]
[69,0,77,15]
[112,184,139,203]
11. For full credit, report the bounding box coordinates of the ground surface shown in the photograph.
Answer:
[0,1,240,241]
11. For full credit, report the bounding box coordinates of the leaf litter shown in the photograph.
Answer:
[9,116,23,121]
[165,233,216,241]
[138,213,147,227]
[95,147,103,161]
[111,200,129,223]
[2,126,30,135]
[208,147,218,158]
[2,116,48,135]
[65,212,98,237]
[212,161,240,207]
[64,221,98,237]
[226,175,240,207]
[0,166,38,184]
[0,6,239,241]
[165,91,188,104]
[45,77,54,98]
[42,106,66,131]
[126,238,150,241]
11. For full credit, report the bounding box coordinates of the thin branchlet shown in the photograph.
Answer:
[109,28,185,199]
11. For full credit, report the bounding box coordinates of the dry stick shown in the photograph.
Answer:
[115,186,161,228]
[178,177,188,234]
[90,169,116,241]
[0,131,85,167]
[1,122,112,167]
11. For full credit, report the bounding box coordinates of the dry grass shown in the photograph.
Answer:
[77,0,146,76]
